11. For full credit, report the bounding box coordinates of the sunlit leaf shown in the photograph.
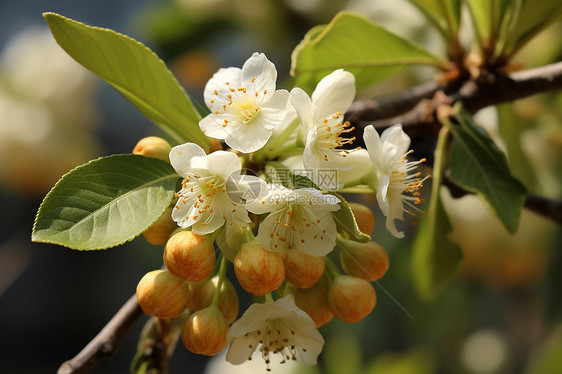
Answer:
[43,12,210,149]
[291,11,448,93]
[32,154,179,250]
[447,103,527,233]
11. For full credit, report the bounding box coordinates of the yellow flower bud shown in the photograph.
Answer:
[328,275,376,323]
[187,276,239,324]
[283,247,325,288]
[234,243,285,296]
[348,202,375,235]
[164,229,215,281]
[136,269,190,318]
[182,306,228,356]
[285,276,333,327]
[339,238,389,281]
[142,206,178,245]
[132,136,172,162]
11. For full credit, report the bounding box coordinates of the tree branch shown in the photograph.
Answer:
[58,294,144,374]
[524,194,562,225]
[346,61,562,131]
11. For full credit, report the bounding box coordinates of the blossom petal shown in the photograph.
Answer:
[199,113,233,140]
[376,174,391,216]
[290,87,313,133]
[311,69,355,120]
[225,333,258,365]
[241,52,276,93]
[298,208,338,256]
[169,143,206,177]
[224,117,274,153]
[363,125,384,170]
[204,67,242,108]
[380,124,410,156]
[190,150,241,178]
[260,89,290,128]
[334,148,373,184]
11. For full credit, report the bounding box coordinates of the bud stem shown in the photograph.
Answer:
[325,257,342,279]
[264,292,275,303]
[211,256,228,308]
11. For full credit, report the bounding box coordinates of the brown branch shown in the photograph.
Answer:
[524,194,562,225]
[346,61,562,132]
[346,80,441,122]
[58,294,144,374]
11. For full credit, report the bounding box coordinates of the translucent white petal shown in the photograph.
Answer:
[246,185,290,214]
[241,52,277,93]
[255,210,287,254]
[311,69,355,120]
[298,209,338,256]
[224,117,274,153]
[381,124,410,156]
[290,87,313,134]
[334,148,373,184]
[204,67,242,107]
[225,334,258,365]
[227,304,269,339]
[169,142,206,177]
[376,174,391,214]
[190,150,241,177]
[260,89,290,128]
[363,125,384,171]
[199,113,234,140]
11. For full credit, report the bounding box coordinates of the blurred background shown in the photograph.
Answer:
[0,0,561,373]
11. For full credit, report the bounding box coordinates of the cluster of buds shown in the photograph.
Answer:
[132,51,426,369]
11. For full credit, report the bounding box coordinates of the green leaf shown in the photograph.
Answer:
[466,0,515,46]
[290,11,448,93]
[408,0,462,41]
[43,12,209,149]
[447,103,527,234]
[32,154,179,250]
[331,193,371,243]
[412,127,463,300]
[501,0,562,57]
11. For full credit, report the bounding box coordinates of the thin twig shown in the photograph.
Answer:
[58,294,144,374]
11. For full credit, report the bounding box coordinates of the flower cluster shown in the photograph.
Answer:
[135,52,427,369]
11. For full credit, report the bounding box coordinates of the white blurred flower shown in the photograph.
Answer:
[0,27,100,195]
[290,69,361,190]
[246,185,340,256]
[170,143,266,244]
[363,124,428,238]
[226,294,324,368]
[199,52,290,153]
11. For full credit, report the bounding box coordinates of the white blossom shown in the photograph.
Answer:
[246,185,340,257]
[290,69,360,190]
[363,124,428,238]
[199,53,290,153]
[226,295,324,368]
[170,142,266,244]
